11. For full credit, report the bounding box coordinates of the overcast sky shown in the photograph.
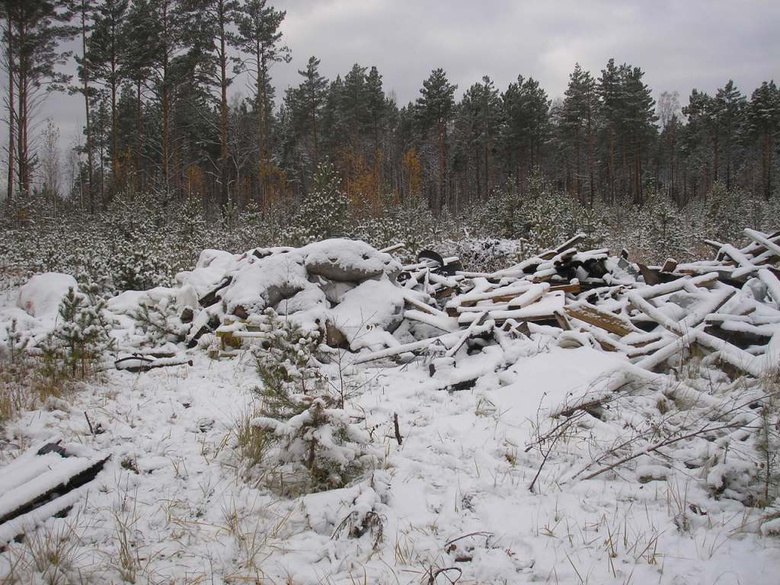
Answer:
[31,0,780,153]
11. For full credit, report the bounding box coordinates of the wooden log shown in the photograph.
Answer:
[0,442,109,544]
[744,228,780,259]
[634,329,701,371]
[404,309,460,332]
[115,355,193,373]
[758,268,780,306]
[717,244,755,269]
[631,273,719,299]
[628,291,762,376]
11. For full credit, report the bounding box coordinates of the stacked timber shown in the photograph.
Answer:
[364,228,780,377]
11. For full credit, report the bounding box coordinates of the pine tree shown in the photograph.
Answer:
[620,64,657,204]
[292,162,348,243]
[656,90,682,203]
[233,0,290,203]
[415,68,457,213]
[42,285,114,379]
[188,0,240,210]
[560,64,598,203]
[83,0,129,201]
[747,80,780,200]
[0,0,74,201]
[297,56,328,167]
[501,75,550,194]
[456,76,501,205]
[714,80,746,191]
[598,59,656,204]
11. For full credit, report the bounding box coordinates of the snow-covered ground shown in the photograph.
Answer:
[2,241,780,584]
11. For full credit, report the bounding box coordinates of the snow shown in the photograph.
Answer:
[16,272,77,319]
[2,240,780,584]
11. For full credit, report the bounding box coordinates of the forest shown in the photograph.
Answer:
[1,0,778,226]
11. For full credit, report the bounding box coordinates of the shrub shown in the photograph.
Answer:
[40,285,115,380]
[246,309,374,494]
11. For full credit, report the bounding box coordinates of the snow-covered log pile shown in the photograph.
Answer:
[6,231,778,380]
[360,228,780,379]
[103,239,404,355]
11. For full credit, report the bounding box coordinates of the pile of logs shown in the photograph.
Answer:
[360,229,780,378]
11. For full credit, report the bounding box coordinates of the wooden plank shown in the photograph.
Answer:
[458,291,565,325]
[452,283,534,307]
[353,332,460,364]
[446,312,490,358]
[565,303,636,336]
[538,233,587,260]
[400,290,446,316]
[379,243,405,254]
[661,258,678,273]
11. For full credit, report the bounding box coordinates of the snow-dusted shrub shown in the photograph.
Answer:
[439,237,525,273]
[253,308,326,416]
[40,285,114,380]
[133,298,189,345]
[289,163,350,245]
[247,308,374,494]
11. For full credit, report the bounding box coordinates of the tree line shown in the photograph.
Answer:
[2,0,779,218]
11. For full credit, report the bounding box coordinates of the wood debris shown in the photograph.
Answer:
[372,228,780,376]
[0,441,109,547]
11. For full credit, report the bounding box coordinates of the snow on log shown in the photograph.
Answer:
[0,441,109,546]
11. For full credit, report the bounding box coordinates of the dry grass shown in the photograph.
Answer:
[0,358,76,430]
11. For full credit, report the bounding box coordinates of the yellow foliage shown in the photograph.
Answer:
[402,147,422,199]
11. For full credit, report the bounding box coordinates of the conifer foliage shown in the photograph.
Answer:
[249,308,374,494]
[41,285,114,379]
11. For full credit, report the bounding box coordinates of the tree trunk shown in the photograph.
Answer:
[135,79,144,192]
[5,21,15,203]
[80,7,95,213]
[218,12,229,210]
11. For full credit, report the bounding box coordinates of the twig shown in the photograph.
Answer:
[393,413,403,445]
[84,412,94,435]
[444,531,492,549]
[577,421,757,481]
[427,566,462,584]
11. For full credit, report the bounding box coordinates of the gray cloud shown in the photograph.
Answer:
[273,0,780,102]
